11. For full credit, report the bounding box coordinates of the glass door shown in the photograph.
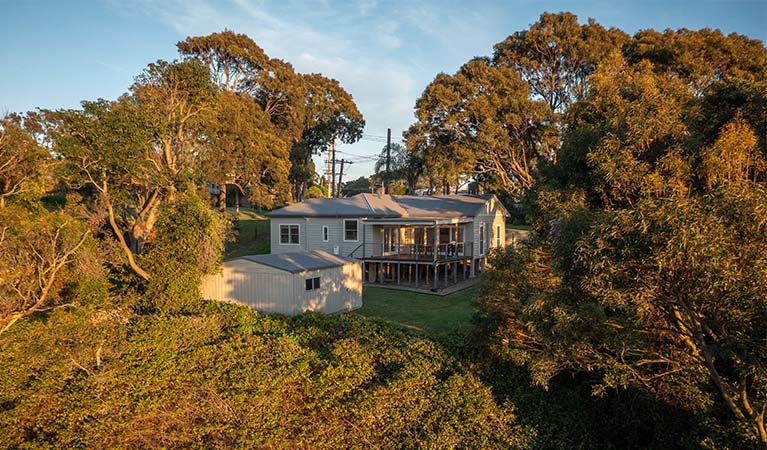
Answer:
[382,226,398,255]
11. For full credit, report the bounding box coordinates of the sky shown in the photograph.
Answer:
[1,0,765,180]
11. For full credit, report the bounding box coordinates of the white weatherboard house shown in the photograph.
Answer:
[200,250,362,315]
[267,193,509,291]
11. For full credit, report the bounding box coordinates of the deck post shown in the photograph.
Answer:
[415,262,419,288]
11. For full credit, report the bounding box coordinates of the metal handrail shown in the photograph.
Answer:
[348,242,365,258]
[351,241,473,261]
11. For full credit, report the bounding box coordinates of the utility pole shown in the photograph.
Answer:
[337,159,352,197]
[326,149,332,198]
[330,139,337,198]
[385,128,391,194]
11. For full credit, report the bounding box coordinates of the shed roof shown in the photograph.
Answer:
[237,250,356,273]
[266,193,505,218]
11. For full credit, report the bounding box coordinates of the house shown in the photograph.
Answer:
[266,193,508,291]
[200,250,362,315]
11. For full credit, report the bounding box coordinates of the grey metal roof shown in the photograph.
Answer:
[265,194,405,218]
[393,194,494,217]
[237,250,357,273]
[266,193,505,219]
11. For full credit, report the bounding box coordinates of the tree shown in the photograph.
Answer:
[291,73,364,201]
[0,206,91,335]
[340,176,371,196]
[480,184,767,447]
[53,60,217,279]
[477,34,767,447]
[373,142,424,194]
[178,31,305,210]
[178,30,307,142]
[202,91,291,210]
[0,115,51,208]
[177,29,268,94]
[625,27,767,97]
[493,12,627,114]
[413,58,554,197]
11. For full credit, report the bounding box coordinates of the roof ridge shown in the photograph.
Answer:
[360,193,376,215]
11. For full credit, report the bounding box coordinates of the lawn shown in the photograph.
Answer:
[224,208,271,259]
[354,286,478,341]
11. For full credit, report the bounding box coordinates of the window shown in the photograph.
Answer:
[479,223,486,256]
[322,225,329,242]
[344,219,358,241]
[305,276,320,291]
[279,224,300,245]
[496,224,502,248]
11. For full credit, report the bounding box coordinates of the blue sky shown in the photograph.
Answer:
[1,0,765,180]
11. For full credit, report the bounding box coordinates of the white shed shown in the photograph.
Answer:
[200,250,362,315]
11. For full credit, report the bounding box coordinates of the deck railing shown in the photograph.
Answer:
[349,242,474,261]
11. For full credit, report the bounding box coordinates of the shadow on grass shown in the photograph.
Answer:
[224,208,270,260]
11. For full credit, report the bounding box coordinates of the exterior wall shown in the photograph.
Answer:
[200,260,297,314]
[472,203,507,259]
[270,217,308,254]
[294,262,363,314]
[271,217,372,258]
[200,259,363,315]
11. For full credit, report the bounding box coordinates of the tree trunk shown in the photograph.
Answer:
[106,201,150,280]
[219,184,227,212]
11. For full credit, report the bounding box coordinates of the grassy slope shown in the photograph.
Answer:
[224,208,271,260]
[354,287,477,341]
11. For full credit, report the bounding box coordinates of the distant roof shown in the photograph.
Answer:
[266,193,505,218]
[236,250,357,273]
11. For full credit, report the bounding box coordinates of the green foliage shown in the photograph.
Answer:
[493,12,629,113]
[304,184,325,199]
[625,27,767,95]
[203,91,292,208]
[413,57,554,196]
[0,115,52,209]
[373,142,424,194]
[0,204,101,335]
[341,176,372,196]
[0,302,534,449]
[291,73,365,201]
[474,15,767,449]
[140,192,230,314]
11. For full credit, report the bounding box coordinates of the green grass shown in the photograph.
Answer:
[224,208,270,260]
[354,287,477,341]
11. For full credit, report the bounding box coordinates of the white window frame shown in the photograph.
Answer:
[305,276,320,291]
[479,222,486,256]
[322,225,329,242]
[343,219,359,242]
[496,224,502,248]
[279,223,301,245]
